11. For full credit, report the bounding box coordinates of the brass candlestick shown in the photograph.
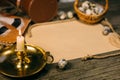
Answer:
[16,51,30,76]
[0,30,54,77]
[0,44,54,77]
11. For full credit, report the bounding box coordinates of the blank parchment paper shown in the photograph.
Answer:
[25,19,119,62]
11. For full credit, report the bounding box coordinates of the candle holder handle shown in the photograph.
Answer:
[46,51,54,64]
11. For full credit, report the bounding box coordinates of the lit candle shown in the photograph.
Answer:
[16,29,25,51]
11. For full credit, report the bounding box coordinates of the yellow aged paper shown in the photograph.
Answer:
[25,19,119,62]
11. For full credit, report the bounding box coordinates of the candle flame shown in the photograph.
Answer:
[19,29,22,36]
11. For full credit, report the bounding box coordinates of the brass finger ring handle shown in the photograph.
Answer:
[46,52,54,64]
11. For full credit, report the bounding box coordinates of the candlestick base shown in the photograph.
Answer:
[0,44,53,78]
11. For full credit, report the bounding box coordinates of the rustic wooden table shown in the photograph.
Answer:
[0,0,120,80]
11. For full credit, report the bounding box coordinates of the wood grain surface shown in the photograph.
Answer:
[0,0,120,80]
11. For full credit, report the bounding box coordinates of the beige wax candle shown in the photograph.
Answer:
[16,30,25,51]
